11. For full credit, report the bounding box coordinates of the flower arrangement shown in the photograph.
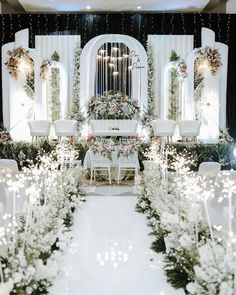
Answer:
[219,129,234,144]
[196,46,222,76]
[1,145,85,294]
[90,140,113,159]
[136,141,236,294]
[117,142,139,157]
[88,91,140,120]
[176,59,188,79]
[0,123,11,142]
[40,59,51,80]
[147,42,155,117]
[5,47,33,79]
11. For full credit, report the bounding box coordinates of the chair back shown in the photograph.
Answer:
[28,120,51,136]
[0,159,19,172]
[54,120,77,136]
[152,119,176,136]
[90,151,111,167]
[178,120,201,136]
[198,162,221,178]
[118,152,139,165]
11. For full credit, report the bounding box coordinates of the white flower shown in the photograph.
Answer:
[13,272,23,283]
[179,233,193,248]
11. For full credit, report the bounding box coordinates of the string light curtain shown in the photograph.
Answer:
[0,12,235,136]
[95,43,132,96]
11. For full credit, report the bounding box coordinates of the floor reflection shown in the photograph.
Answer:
[49,195,184,295]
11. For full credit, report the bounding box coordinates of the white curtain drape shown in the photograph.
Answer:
[35,35,81,115]
[148,35,193,117]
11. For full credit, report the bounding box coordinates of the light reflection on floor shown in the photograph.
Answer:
[49,195,184,295]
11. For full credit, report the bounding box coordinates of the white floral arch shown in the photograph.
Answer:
[80,34,148,112]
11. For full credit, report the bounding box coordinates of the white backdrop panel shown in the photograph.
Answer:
[35,35,80,114]
[148,35,193,116]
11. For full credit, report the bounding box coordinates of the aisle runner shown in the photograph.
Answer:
[49,196,184,295]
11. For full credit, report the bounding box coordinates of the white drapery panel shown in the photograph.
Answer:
[35,35,81,115]
[147,35,193,117]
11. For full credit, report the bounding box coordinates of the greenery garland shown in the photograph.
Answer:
[147,42,155,117]
[168,50,180,121]
[24,72,35,100]
[50,51,61,121]
[70,43,85,130]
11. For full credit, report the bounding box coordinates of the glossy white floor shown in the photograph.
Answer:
[49,188,185,295]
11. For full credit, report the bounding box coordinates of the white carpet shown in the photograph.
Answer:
[49,195,185,295]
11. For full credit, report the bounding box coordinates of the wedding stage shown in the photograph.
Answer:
[1,10,236,295]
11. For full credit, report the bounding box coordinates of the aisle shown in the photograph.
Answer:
[49,195,185,295]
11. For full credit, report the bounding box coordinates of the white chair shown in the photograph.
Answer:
[151,120,176,143]
[90,152,111,185]
[28,120,51,141]
[54,120,77,141]
[198,162,221,178]
[0,159,19,172]
[0,159,22,216]
[178,120,201,143]
[117,153,139,184]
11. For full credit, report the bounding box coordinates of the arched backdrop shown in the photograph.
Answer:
[0,13,236,137]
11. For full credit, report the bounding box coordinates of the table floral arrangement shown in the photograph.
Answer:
[135,140,236,295]
[90,140,113,160]
[0,144,85,294]
[0,123,11,142]
[117,141,140,157]
[88,91,140,119]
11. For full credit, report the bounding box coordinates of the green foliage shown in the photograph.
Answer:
[164,254,191,289]
[168,50,180,120]
[194,58,204,90]
[0,141,89,170]
[150,235,166,253]
[70,44,85,131]
[50,51,61,121]
[24,72,35,100]
[147,42,155,116]
[1,141,235,172]
[51,51,60,62]
[138,142,236,171]
[170,50,180,62]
